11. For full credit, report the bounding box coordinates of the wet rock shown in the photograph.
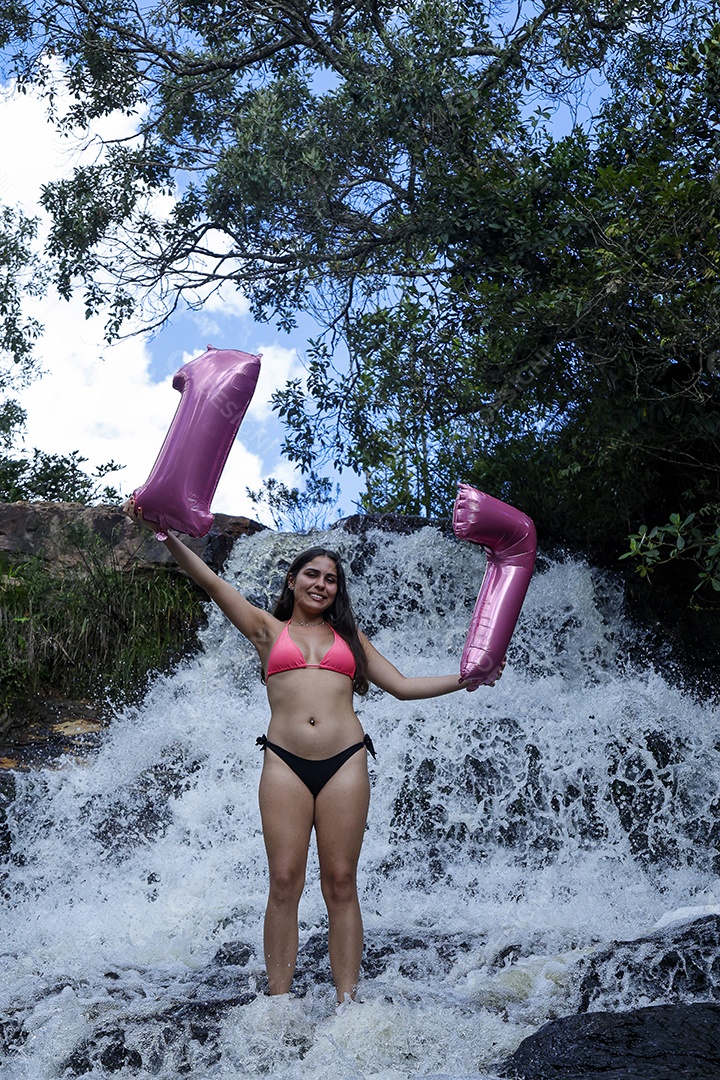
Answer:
[337,512,452,536]
[363,930,472,982]
[280,928,479,997]
[499,1002,720,1080]
[293,932,334,993]
[577,914,720,1012]
[0,696,111,769]
[0,1015,24,1056]
[362,934,428,979]
[212,941,254,968]
[0,773,15,859]
[56,976,258,1076]
[98,1039,143,1072]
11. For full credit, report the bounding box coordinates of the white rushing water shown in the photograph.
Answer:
[1,524,719,1079]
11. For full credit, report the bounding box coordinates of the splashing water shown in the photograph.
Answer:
[1,525,719,1079]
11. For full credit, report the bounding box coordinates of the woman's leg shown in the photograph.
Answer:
[314,750,370,1002]
[258,753,315,994]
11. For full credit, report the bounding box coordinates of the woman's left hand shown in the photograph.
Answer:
[462,655,506,691]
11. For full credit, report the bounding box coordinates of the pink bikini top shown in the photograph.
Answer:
[266,623,356,679]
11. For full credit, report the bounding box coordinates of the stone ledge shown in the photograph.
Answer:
[0,501,267,574]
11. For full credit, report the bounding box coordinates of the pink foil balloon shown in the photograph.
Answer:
[453,484,537,686]
[133,346,261,538]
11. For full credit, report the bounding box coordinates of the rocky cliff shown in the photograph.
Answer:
[0,501,266,574]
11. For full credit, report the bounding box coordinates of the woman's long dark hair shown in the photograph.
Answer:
[272,546,369,695]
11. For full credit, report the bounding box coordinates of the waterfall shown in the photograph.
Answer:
[1,524,718,1079]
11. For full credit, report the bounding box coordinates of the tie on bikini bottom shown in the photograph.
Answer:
[256,733,376,798]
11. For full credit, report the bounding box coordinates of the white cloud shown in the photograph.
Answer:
[2,76,309,520]
[16,292,273,516]
[249,342,302,421]
[202,285,249,317]
[0,74,139,217]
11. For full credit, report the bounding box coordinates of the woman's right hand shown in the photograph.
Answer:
[122,496,156,532]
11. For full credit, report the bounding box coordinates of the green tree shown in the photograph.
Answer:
[246,473,342,531]
[2,0,719,595]
[1,0,652,332]
[0,204,43,450]
[276,6,720,594]
[0,448,123,503]
[0,205,123,502]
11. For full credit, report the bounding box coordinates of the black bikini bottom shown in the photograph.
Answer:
[256,733,376,798]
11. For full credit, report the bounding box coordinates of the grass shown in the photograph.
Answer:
[0,522,208,728]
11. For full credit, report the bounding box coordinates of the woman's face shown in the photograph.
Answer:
[289,556,339,616]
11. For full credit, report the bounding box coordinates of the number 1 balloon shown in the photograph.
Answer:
[133,346,261,539]
[453,484,537,686]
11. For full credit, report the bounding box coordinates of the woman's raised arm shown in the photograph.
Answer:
[123,499,274,647]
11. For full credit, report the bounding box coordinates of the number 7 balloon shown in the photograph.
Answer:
[453,484,537,686]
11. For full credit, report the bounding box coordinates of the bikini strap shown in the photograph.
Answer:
[258,732,375,758]
[363,733,377,759]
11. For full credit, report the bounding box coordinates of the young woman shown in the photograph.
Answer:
[123,498,499,1005]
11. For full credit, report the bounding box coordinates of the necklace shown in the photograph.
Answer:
[291,619,326,628]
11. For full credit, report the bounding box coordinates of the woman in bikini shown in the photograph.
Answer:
[123,499,497,1005]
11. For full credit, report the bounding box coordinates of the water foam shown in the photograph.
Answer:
[1,525,717,1078]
